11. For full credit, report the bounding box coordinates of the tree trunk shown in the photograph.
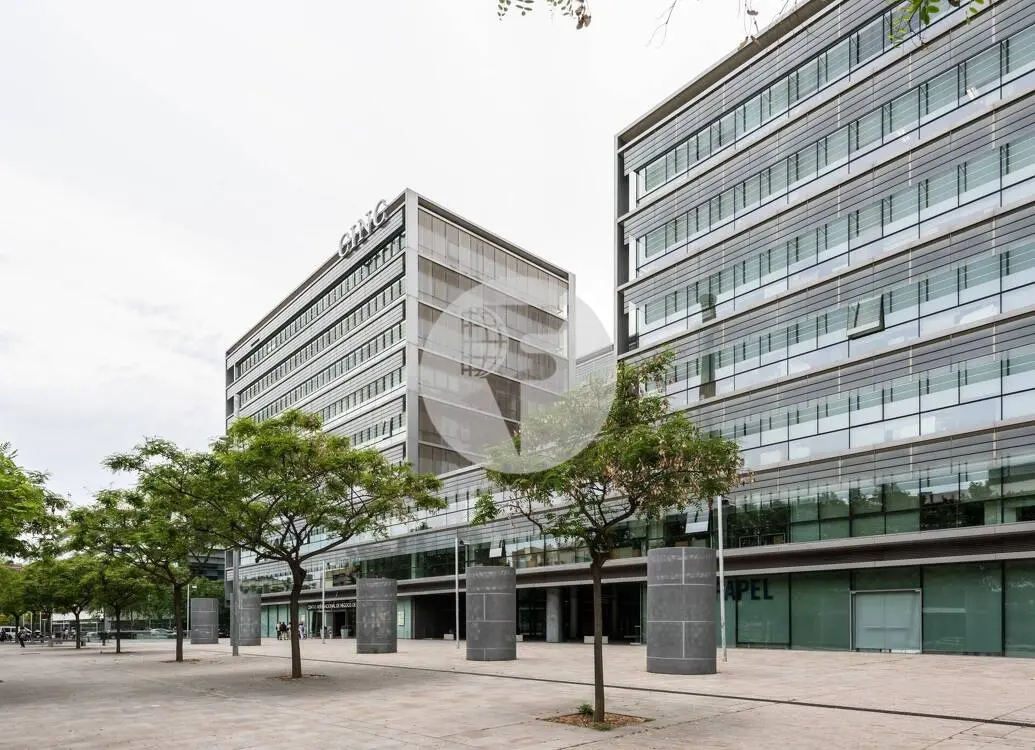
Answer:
[173,583,183,663]
[590,557,606,724]
[288,569,304,679]
[115,606,122,654]
[74,612,81,649]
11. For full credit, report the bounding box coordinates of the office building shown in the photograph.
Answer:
[225,189,579,639]
[616,0,1035,654]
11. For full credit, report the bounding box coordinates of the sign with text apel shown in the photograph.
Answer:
[338,199,389,260]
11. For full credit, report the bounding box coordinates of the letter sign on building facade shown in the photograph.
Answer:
[338,199,390,260]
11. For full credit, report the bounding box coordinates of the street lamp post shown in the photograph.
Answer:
[454,531,461,649]
[231,548,240,657]
[321,563,327,644]
[716,496,727,664]
[186,583,191,637]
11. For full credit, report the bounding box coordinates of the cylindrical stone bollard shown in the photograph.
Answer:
[190,598,219,645]
[356,578,397,654]
[466,565,516,661]
[237,592,262,646]
[646,547,717,675]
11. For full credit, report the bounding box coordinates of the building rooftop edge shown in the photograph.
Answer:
[225,188,574,357]
[615,0,834,149]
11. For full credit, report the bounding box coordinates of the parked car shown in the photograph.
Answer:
[218,626,230,638]
[149,628,175,638]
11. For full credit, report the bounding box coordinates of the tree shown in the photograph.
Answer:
[111,411,443,679]
[0,564,26,629]
[92,557,150,654]
[21,559,61,640]
[69,484,219,663]
[497,0,987,35]
[48,555,100,648]
[0,443,67,559]
[473,352,742,724]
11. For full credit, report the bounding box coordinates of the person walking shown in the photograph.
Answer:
[17,628,26,648]
[279,621,288,641]
[276,621,282,640]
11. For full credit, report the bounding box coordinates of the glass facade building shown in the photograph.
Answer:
[225,190,583,639]
[616,0,1035,654]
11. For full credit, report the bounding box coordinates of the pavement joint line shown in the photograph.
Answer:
[189,647,1035,731]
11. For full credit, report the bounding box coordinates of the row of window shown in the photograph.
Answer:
[241,274,405,406]
[631,132,1035,349]
[635,26,1035,273]
[723,454,1035,547]
[314,365,406,428]
[418,303,568,392]
[418,443,473,476]
[418,256,567,355]
[664,237,1035,401]
[236,233,405,379]
[704,343,1035,469]
[417,210,568,317]
[632,0,959,200]
[250,320,405,423]
[418,351,556,427]
[349,409,406,449]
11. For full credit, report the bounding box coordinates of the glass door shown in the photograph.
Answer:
[852,590,921,652]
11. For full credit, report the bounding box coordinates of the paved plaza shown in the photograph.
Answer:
[2,638,1035,749]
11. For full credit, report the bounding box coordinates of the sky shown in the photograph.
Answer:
[0,0,790,502]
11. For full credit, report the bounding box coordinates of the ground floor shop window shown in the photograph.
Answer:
[1005,561,1035,657]
[922,563,1002,655]
[790,571,850,650]
[713,562,1035,657]
[733,574,789,646]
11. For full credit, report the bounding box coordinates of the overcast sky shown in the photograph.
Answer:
[0,0,789,502]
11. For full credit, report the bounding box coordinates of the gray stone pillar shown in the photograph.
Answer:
[646,547,716,675]
[190,598,219,645]
[545,587,561,643]
[466,566,516,661]
[356,578,397,654]
[238,592,261,646]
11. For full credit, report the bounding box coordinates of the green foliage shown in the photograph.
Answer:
[69,477,220,661]
[103,410,442,677]
[206,411,443,568]
[47,555,100,617]
[474,351,742,559]
[578,703,593,716]
[497,0,590,28]
[0,443,67,559]
[92,557,151,653]
[21,559,60,615]
[474,351,742,722]
[904,0,986,28]
[0,564,26,623]
[497,0,988,34]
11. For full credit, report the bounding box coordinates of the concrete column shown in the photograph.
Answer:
[190,598,219,645]
[238,592,261,646]
[465,566,516,661]
[646,547,716,675]
[568,586,579,639]
[356,578,397,654]
[545,587,561,643]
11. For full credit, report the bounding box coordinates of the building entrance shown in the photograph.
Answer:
[851,590,921,652]
[310,604,356,638]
